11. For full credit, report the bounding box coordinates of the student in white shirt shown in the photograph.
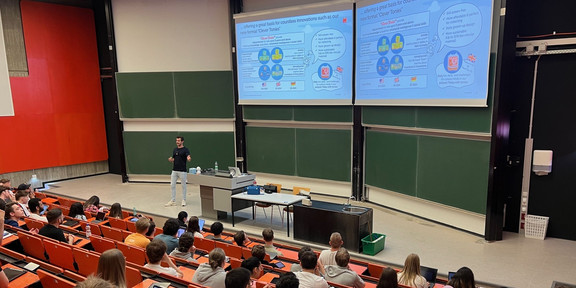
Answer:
[28,198,47,222]
[144,239,183,278]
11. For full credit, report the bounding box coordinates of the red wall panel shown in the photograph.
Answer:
[0,0,108,173]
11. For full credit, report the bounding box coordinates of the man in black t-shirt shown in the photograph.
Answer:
[38,209,74,245]
[165,136,191,207]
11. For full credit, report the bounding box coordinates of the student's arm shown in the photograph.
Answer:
[162,253,183,278]
[0,269,9,288]
[0,210,4,245]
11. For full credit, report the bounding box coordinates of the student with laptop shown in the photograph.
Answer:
[397,253,428,288]
[444,267,476,288]
[186,216,204,238]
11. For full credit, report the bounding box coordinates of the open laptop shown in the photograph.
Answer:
[91,211,107,224]
[3,268,26,282]
[198,219,205,231]
[448,271,456,281]
[420,266,438,288]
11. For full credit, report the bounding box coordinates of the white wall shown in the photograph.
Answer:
[112,0,231,72]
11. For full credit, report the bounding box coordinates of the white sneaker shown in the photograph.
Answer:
[164,200,176,207]
[181,200,186,207]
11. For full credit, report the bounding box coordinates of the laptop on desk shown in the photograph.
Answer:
[91,211,106,224]
[420,266,438,288]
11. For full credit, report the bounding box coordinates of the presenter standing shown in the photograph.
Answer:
[165,136,191,207]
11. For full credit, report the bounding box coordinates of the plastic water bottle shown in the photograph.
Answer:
[215,161,218,172]
[133,207,137,217]
[86,225,91,237]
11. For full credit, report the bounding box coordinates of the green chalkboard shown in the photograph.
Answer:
[174,71,235,118]
[296,128,351,181]
[123,131,235,175]
[117,73,175,118]
[243,106,353,123]
[245,127,295,175]
[417,136,489,214]
[365,131,417,195]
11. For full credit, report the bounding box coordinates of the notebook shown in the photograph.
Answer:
[4,268,26,282]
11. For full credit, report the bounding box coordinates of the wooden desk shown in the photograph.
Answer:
[3,263,39,288]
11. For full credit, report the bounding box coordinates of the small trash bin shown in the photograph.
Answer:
[361,233,385,255]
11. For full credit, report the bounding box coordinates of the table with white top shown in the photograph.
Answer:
[231,192,306,237]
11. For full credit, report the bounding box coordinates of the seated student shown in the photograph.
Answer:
[206,222,232,244]
[318,232,343,266]
[39,209,74,245]
[69,202,87,221]
[28,198,47,222]
[124,218,151,248]
[144,240,183,277]
[4,203,25,228]
[291,246,313,273]
[177,211,188,227]
[186,216,204,238]
[153,218,180,254]
[444,267,476,288]
[294,251,329,288]
[83,195,102,214]
[192,247,227,288]
[397,253,428,288]
[97,248,127,288]
[262,228,283,256]
[234,230,251,247]
[251,245,270,266]
[225,267,251,288]
[14,190,30,217]
[324,248,365,288]
[146,220,156,237]
[376,267,399,288]
[108,203,123,219]
[276,272,300,288]
[241,257,262,286]
[170,232,198,263]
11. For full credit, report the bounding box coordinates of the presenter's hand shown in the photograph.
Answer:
[187,155,191,162]
[168,157,174,162]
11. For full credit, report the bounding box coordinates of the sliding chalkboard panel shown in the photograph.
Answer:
[245,127,296,175]
[243,106,293,121]
[174,71,235,118]
[417,136,489,214]
[293,106,353,123]
[117,73,175,118]
[363,106,417,127]
[124,131,235,175]
[365,131,417,195]
[296,128,351,181]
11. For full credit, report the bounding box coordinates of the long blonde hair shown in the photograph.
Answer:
[97,249,127,288]
[398,253,421,287]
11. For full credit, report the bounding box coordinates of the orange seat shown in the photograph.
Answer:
[126,265,144,288]
[37,269,76,288]
[126,220,137,232]
[195,237,215,253]
[368,263,385,278]
[24,218,45,231]
[89,235,116,253]
[242,247,252,259]
[101,225,125,242]
[43,239,77,272]
[57,197,75,207]
[73,247,99,276]
[227,244,243,260]
[109,217,128,230]
[230,257,242,269]
[117,241,147,266]
[18,232,47,261]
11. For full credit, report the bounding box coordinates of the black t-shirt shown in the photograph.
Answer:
[172,147,190,172]
[39,224,67,242]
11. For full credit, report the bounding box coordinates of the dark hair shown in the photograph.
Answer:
[28,198,42,213]
[225,268,251,288]
[251,245,266,262]
[84,195,100,209]
[46,208,63,224]
[447,267,475,288]
[177,232,195,252]
[376,267,399,288]
[15,190,28,201]
[108,203,123,218]
[210,221,224,236]
[177,136,184,141]
[162,218,180,236]
[234,231,246,246]
[146,221,156,237]
[297,246,313,261]
[299,251,317,270]
[262,228,274,242]
[276,272,299,288]
[0,198,5,211]
[69,202,85,218]
[186,216,202,234]
[178,211,188,223]
[5,203,19,218]
[146,240,167,264]
[241,257,261,276]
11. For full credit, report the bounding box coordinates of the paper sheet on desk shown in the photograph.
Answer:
[2,231,12,239]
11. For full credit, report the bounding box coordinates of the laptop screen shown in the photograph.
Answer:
[198,219,205,231]
[95,211,106,220]
[420,266,438,283]
[177,228,186,238]
[448,272,456,280]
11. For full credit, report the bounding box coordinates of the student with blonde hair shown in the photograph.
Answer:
[192,248,227,288]
[397,253,428,288]
[97,249,127,288]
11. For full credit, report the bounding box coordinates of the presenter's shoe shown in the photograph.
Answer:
[164,200,176,207]
[181,200,186,207]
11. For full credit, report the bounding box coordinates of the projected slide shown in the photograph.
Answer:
[356,0,493,106]
[236,8,353,105]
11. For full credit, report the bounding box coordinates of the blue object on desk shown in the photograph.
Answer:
[246,185,260,195]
